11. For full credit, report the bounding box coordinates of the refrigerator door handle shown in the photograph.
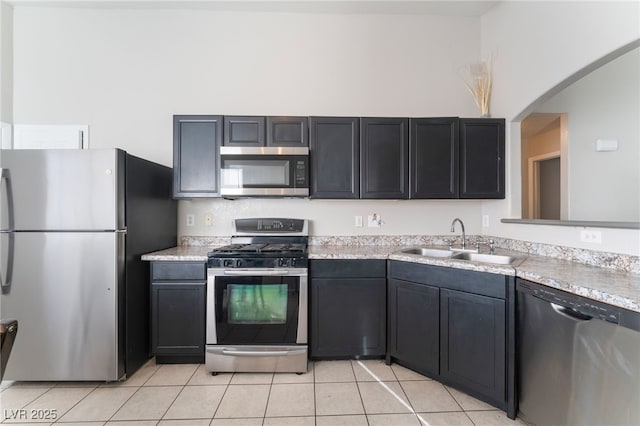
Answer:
[0,168,15,293]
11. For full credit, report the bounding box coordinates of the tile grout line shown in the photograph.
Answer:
[104,358,161,423]
[350,360,370,426]
[1,385,54,423]
[51,385,101,424]
[312,361,317,426]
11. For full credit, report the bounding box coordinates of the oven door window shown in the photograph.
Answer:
[228,284,287,324]
[215,276,300,345]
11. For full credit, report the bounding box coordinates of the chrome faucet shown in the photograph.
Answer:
[450,218,466,250]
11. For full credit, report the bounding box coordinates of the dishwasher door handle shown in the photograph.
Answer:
[550,303,593,321]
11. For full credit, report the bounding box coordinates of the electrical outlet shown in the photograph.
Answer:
[368,213,382,228]
[355,216,363,227]
[205,214,213,226]
[482,215,490,227]
[186,214,195,227]
[580,230,602,243]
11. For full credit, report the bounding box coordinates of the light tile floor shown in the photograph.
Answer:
[0,359,529,426]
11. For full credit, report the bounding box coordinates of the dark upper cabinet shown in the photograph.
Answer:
[309,117,360,199]
[459,118,505,199]
[223,116,265,146]
[360,117,409,199]
[267,116,309,147]
[410,118,459,199]
[173,115,222,198]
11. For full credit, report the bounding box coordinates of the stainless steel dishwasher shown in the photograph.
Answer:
[517,278,640,426]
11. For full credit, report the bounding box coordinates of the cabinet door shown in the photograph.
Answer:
[223,116,265,146]
[309,116,359,199]
[459,118,505,199]
[388,278,439,376]
[360,117,409,199]
[173,115,222,198]
[151,282,206,357]
[311,278,386,358]
[410,118,459,199]
[440,288,505,403]
[267,116,309,146]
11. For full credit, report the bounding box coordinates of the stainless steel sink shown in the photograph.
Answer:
[452,252,519,265]
[400,247,456,258]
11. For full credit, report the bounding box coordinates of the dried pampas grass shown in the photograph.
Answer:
[461,60,493,117]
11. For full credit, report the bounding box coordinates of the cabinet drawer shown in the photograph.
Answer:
[151,261,206,281]
[311,259,386,278]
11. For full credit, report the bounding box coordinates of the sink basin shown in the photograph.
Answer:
[452,252,519,265]
[400,247,456,258]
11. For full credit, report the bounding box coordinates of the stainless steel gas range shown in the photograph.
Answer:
[205,218,308,374]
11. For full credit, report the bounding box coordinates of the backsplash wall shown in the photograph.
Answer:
[177,198,485,238]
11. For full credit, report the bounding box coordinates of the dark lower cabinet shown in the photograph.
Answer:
[387,260,516,419]
[150,261,206,363]
[387,278,439,376]
[173,115,222,198]
[310,260,386,358]
[440,288,506,403]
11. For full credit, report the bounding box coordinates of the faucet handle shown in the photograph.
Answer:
[443,238,454,249]
[488,239,496,254]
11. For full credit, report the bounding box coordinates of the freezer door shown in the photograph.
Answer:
[0,149,124,231]
[0,231,123,381]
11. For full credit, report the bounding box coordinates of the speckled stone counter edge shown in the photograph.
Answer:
[307,235,639,274]
[150,234,639,312]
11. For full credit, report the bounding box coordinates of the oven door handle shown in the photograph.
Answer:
[222,269,290,276]
[221,348,307,357]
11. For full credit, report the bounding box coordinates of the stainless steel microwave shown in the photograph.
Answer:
[219,146,309,197]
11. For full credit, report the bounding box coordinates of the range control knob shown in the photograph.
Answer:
[223,259,240,268]
[278,258,287,267]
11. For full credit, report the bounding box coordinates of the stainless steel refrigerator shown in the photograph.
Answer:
[0,149,177,381]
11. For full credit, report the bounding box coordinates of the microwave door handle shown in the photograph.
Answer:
[223,269,289,276]
[0,168,15,293]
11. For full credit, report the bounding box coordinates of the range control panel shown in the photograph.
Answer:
[234,218,306,234]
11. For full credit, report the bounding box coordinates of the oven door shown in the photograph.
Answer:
[219,147,309,197]
[207,268,308,345]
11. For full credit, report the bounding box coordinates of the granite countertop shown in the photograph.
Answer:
[142,244,640,313]
[141,245,214,261]
[516,254,640,312]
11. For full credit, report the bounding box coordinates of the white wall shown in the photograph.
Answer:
[481,1,640,255]
[179,198,484,237]
[536,47,639,222]
[13,7,481,164]
[12,6,486,238]
[0,1,12,124]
